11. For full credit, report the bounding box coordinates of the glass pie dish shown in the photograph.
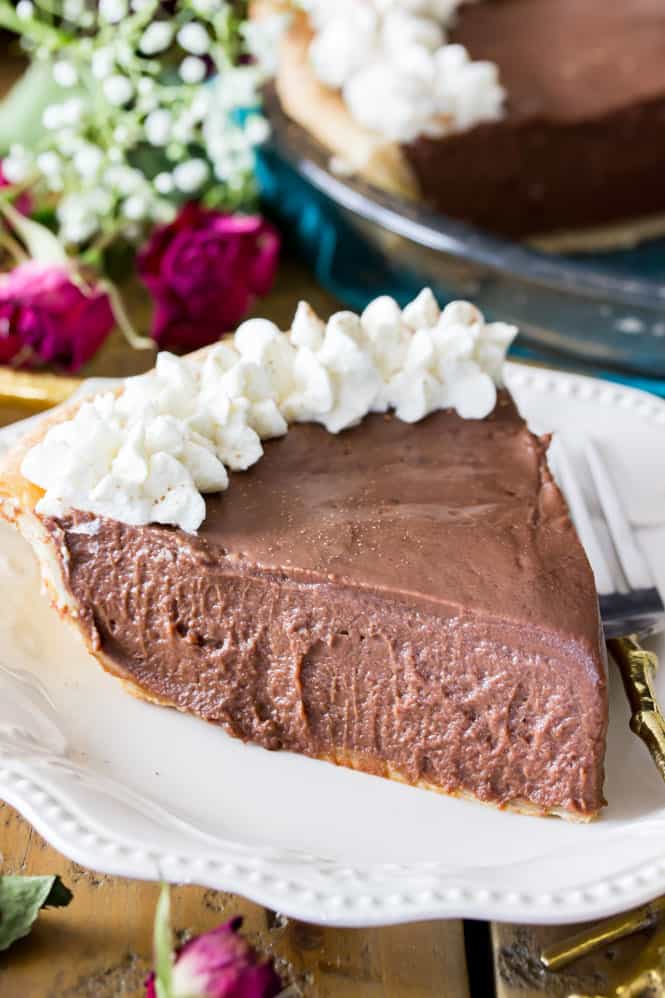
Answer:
[259,97,665,382]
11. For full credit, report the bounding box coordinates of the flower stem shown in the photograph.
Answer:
[0,228,28,264]
[99,279,154,351]
[0,1,72,46]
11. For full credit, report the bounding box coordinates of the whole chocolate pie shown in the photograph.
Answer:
[268,0,665,242]
[0,296,608,821]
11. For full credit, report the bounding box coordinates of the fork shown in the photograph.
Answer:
[550,436,665,783]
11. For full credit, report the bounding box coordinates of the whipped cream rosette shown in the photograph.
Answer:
[304,0,505,142]
[21,291,516,533]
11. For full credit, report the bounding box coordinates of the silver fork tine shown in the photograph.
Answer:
[583,440,654,592]
[552,439,665,793]
[549,438,615,596]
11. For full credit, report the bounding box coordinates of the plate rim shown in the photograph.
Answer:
[2,363,665,927]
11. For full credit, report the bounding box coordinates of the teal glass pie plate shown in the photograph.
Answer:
[257,97,665,393]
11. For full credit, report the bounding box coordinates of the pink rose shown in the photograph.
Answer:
[138,203,280,352]
[145,917,281,998]
[0,262,115,371]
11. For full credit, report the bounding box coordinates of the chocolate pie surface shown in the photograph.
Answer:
[3,390,607,820]
[407,0,665,237]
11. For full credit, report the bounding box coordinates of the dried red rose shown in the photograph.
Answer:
[137,202,280,353]
[0,262,115,371]
[145,916,282,998]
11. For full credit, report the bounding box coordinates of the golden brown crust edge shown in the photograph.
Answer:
[0,397,89,516]
[253,1,420,200]
[0,341,213,509]
[0,365,597,823]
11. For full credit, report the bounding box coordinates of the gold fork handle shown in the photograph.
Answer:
[608,635,665,784]
[540,897,665,971]
[538,638,665,979]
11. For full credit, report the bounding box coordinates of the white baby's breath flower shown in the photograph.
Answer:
[53,60,78,88]
[9,0,268,251]
[99,0,127,23]
[214,144,254,183]
[191,0,215,13]
[215,66,259,108]
[242,15,287,77]
[139,22,174,55]
[189,90,210,121]
[137,92,159,114]
[104,163,144,195]
[57,193,100,244]
[103,75,133,106]
[60,97,84,125]
[44,174,64,193]
[212,155,233,181]
[173,157,209,193]
[36,150,61,176]
[42,103,63,130]
[92,47,115,80]
[114,40,134,67]
[153,199,177,224]
[56,129,78,156]
[87,188,113,214]
[113,124,131,144]
[177,21,210,55]
[166,142,185,162]
[73,143,103,178]
[122,194,150,220]
[63,0,84,19]
[217,158,239,182]
[244,113,270,145]
[154,171,174,195]
[16,0,34,20]
[171,114,195,144]
[228,171,246,192]
[3,145,32,183]
[179,55,206,84]
[145,108,172,146]
[37,150,63,190]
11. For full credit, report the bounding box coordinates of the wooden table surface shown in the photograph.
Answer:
[0,45,662,996]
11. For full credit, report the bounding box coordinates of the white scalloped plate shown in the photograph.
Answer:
[2,364,665,927]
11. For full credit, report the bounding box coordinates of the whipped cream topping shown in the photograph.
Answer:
[22,291,516,533]
[304,0,505,143]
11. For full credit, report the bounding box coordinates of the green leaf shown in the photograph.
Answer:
[0,875,73,952]
[153,883,174,998]
[0,202,69,266]
[0,60,63,155]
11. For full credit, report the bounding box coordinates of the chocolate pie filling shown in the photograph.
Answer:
[404,0,665,236]
[43,393,607,817]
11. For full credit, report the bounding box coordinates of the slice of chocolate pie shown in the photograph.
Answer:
[0,295,607,820]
